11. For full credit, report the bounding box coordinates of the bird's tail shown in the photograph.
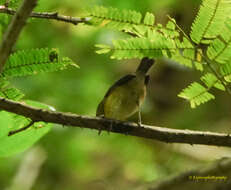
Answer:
[136,57,154,74]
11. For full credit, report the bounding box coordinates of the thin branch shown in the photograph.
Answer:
[148,157,231,190]
[0,97,231,147]
[0,1,37,72]
[8,120,35,136]
[0,6,91,25]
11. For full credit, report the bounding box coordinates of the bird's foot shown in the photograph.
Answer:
[106,121,113,135]
[98,118,113,135]
[137,121,142,127]
[98,127,102,135]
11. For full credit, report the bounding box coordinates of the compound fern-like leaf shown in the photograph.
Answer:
[201,73,225,90]
[87,6,179,38]
[96,33,176,59]
[87,6,142,31]
[207,19,231,63]
[220,62,231,82]
[0,79,24,101]
[190,0,231,44]
[1,48,78,78]
[178,82,215,108]
[143,12,155,26]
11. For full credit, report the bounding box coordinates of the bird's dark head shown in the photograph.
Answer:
[136,57,154,75]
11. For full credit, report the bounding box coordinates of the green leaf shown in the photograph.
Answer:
[1,48,79,78]
[86,6,182,41]
[178,82,215,108]
[0,79,24,100]
[170,50,203,71]
[170,51,194,68]
[201,73,225,91]
[95,44,111,54]
[143,12,155,26]
[190,0,231,44]
[0,87,24,100]
[96,32,177,59]
[207,19,231,64]
[220,62,231,82]
[87,6,142,31]
[0,100,53,157]
[169,37,204,71]
[86,6,178,38]
[166,19,176,30]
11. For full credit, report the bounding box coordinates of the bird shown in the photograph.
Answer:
[96,57,154,125]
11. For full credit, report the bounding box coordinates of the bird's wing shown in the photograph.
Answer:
[104,74,136,98]
[96,74,135,116]
[96,99,104,116]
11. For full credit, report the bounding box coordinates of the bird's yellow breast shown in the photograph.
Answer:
[103,77,146,120]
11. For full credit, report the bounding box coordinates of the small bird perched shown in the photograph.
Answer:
[96,57,154,124]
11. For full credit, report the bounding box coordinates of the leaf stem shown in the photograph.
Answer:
[8,120,35,136]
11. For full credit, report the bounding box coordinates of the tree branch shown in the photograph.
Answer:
[148,157,231,190]
[0,6,91,25]
[0,97,231,147]
[0,0,37,72]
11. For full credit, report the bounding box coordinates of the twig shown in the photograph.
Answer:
[0,6,91,25]
[1,97,231,147]
[8,120,35,136]
[0,0,37,72]
[148,157,231,190]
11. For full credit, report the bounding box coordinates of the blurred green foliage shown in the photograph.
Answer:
[1,0,231,190]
